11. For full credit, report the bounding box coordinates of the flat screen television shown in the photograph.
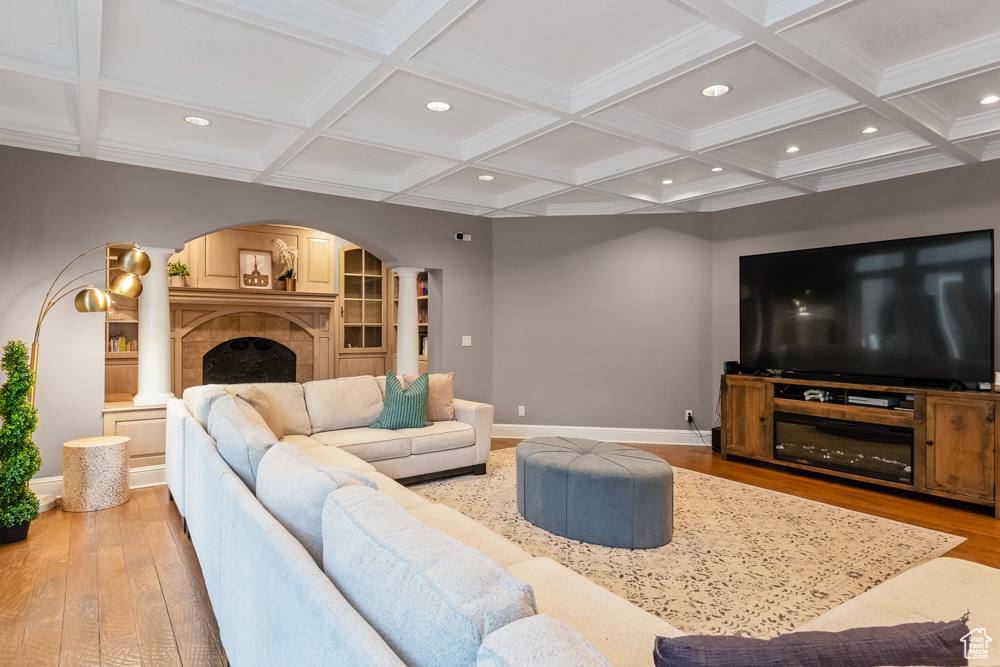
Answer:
[740,230,994,386]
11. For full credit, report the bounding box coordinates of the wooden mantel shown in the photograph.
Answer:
[168,286,338,308]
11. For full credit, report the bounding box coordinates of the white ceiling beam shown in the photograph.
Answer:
[74,0,105,158]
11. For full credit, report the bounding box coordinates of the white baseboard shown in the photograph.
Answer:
[29,464,166,499]
[493,423,711,446]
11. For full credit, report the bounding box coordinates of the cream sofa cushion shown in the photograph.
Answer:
[183,384,228,426]
[223,382,312,436]
[309,428,409,462]
[400,421,475,455]
[407,504,533,569]
[478,615,612,667]
[207,394,278,493]
[256,442,375,564]
[279,435,378,473]
[507,557,683,667]
[304,376,384,432]
[322,486,536,667]
[366,471,431,511]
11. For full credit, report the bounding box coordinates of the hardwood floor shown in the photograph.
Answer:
[3,441,996,665]
[494,438,1000,569]
[0,486,225,667]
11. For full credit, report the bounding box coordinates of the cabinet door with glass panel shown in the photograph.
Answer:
[339,245,386,352]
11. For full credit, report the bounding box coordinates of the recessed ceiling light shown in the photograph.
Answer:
[183,115,211,126]
[710,167,724,172]
[862,126,879,134]
[981,95,1000,105]
[426,101,451,112]
[702,84,731,97]
[661,179,674,185]
[785,145,800,154]
[478,175,495,181]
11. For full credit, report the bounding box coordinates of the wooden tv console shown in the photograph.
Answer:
[720,375,999,518]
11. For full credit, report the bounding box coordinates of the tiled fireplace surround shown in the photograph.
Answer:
[169,288,337,396]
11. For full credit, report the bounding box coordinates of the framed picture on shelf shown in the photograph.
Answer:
[238,249,272,290]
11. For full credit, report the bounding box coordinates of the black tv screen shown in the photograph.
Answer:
[740,230,994,385]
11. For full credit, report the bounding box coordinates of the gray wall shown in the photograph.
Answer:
[491,215,715,430]
[710,159,1000,398]
[0,146,493,477]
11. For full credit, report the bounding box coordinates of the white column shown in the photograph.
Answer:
[133,247,176,406]
[395,267,423,377]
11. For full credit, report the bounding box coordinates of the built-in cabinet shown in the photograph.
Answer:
[105,244,140,397]
[721,375,999,518]
[337,244,388,378]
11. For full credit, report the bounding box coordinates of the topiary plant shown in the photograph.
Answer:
[0,340,41,531]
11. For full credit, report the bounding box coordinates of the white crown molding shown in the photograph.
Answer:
[0,127,80,156]
[29,464,167,498]
[707,145,780,177]
[513,194,650,216]
[384,194,495,216]
[264,174,389,200]
[479,152,578,185]
[96,143,260,182]
[588,106,693,151]
[880,31,1000,97]
[696,183,806,211]
[886,94,954,138]
[410,42,573,113]
[101,61,312,127]
[793,149,963,192]
[493,423,709,446]
[300,57,381,126]
[485,209,536,218]
[779,24,882,95]
[663,172,764,203]
[412,179,566,210]
[0,44,76,80]
[571,23,741,113]
[463,112,561,160]
[277,151,455,193]
[692,89,856,151]
[980,138,1000,161]
[577,147,677,184]
[775,133,929,178]
[949,110,1000,142]
[326,117,467,161]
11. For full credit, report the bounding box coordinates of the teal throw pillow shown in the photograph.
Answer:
[370,371,433,430]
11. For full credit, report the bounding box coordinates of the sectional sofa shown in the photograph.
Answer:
[165,377,1000,666]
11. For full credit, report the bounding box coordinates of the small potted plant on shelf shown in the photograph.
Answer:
[167,261,190,287]
[0,341,41,544]
[272,239,299,291]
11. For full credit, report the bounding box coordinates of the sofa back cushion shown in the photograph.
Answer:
[207,394,278,493]
[304,376,384,432]
[478,615,612,667]
[256,443,375,564]
[235,386,285,440]
[323,486,537,667]
[183,384,228,427]
[223,382,311,436]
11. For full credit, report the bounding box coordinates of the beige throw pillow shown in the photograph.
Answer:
[403,372,455,422]
[237,386,285,440]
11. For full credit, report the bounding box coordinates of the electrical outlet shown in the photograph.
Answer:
[518,405,525,417]
[685,409,693,423]
[462,335,472,347]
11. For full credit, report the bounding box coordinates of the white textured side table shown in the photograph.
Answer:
[62,436,131,512]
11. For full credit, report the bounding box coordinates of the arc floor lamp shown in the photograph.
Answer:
[30,243,151,405]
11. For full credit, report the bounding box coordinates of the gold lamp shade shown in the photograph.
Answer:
[110,272,143,298]
[117,247,151,276]
[74,287,111,313]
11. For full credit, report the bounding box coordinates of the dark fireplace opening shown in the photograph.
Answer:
[203,337,296,385]
[773,412,914,485]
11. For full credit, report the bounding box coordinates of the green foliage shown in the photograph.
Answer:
[0,340,40,528]
[167,261,190,277]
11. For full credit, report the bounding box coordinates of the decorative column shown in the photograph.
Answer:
[395,267,423,377]
[133,247,176,406]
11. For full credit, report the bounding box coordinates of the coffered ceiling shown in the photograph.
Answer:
[2,0,999,217]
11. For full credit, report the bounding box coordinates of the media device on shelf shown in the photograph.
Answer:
[739,230,994,388]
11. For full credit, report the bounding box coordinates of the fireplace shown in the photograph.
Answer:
[773,412,914,485]
[203,337,296,384]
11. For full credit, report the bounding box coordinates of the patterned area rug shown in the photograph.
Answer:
[411,448,965,637]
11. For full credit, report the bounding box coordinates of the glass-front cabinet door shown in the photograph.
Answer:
[339,245,385,352]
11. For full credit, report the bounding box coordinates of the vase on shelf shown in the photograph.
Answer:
[286,278,297,292]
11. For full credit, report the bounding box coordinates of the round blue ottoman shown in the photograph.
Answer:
[516,437,673,549]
